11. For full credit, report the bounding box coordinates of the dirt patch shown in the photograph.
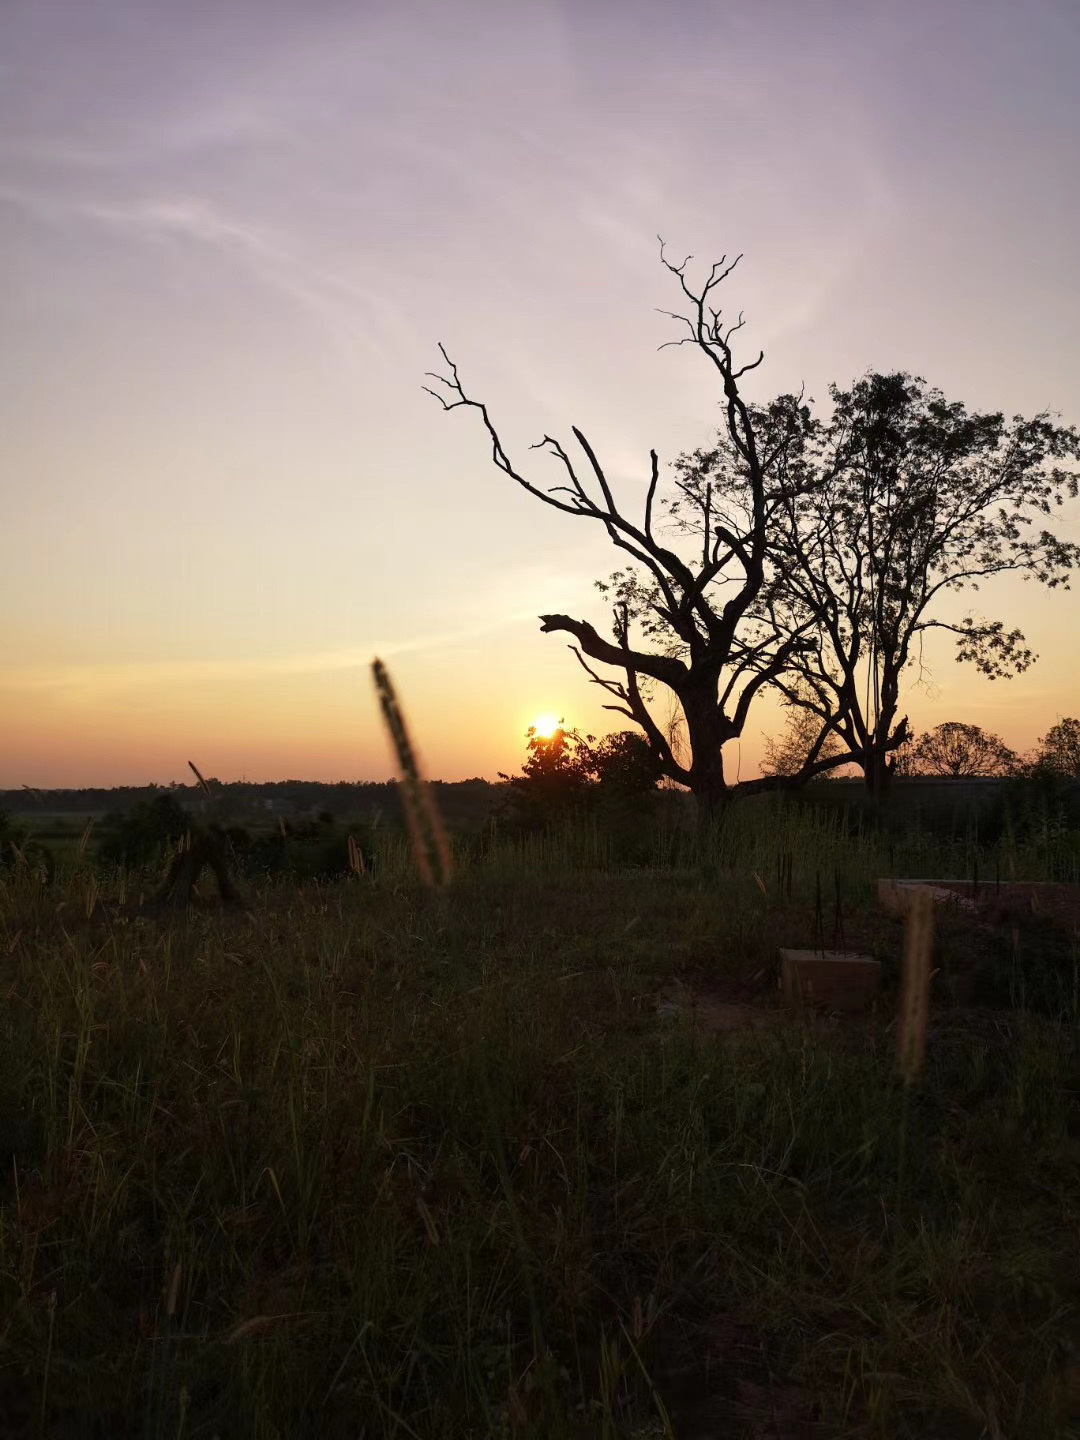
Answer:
[657,974,787,1035]
[655,1312,829,1438]
[937,880,1080,935]
[690,997,787,1033]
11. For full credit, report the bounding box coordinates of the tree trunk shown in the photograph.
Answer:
[862,669,907,807]
[863,746,893,806]
[682,689,730,823]
[863,711,903,808]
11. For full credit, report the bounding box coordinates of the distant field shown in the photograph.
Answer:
[13,811,383,860]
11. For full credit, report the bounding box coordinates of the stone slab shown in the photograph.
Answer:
[780,949,881,1012]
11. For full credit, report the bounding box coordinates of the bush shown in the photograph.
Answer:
[239,814,370,881]
[0,810,56,884]
[498,727,662,837]
[98,793,191,868]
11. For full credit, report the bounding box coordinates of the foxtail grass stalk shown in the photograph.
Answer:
[372,658,452,887]
[188,760,212,796]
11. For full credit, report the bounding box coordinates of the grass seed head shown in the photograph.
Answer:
[372,658,452,887]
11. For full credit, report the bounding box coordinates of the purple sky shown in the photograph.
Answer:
[2,0,1078,785]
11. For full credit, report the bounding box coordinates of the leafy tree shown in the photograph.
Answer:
[499,725,660,829]
[908,721,1020,777]
[752,372,1080,797]
[498,724,596,829]
[429,246,825,815]
[1032,716,1080,779]
[589,730,664,796]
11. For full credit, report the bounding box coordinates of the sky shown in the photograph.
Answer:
[1,0,1078,788]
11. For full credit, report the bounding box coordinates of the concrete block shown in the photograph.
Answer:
[878,879,977,917]
[780,949,881,1012]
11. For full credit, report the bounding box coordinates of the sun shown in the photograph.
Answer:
[532,713,561,739]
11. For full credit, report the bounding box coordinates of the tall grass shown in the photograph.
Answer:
[1,821,1078,1437]
[469,794,1080,900]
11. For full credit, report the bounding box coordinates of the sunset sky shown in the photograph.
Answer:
[2,0,1078,788]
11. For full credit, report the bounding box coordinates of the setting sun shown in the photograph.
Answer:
[532,714,561,739]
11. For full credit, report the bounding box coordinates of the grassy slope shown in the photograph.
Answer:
[1,837,1079,1439]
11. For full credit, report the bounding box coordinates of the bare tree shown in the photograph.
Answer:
[679,372,1080,798]
[426,246,824,814]
[908,721,1020,777]
[761,682,850,778]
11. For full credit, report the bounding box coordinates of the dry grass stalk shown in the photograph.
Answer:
[165,1261,182,1318]
[372,658,452,887]
[221,1313,306,1346]
[347,833,366,876]
[897,887,935,1085]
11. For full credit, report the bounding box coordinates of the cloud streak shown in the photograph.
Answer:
[0,609,549,699]
[0,180,399,362]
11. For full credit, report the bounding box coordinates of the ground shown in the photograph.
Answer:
[1,850,1079,1438]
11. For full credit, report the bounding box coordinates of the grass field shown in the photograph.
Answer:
[1,808,1079,1438]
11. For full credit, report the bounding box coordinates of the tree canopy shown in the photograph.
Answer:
[498,725,662,829]
[683,370,1080,795]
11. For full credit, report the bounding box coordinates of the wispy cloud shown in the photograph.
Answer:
[0,609,547,699]
[0,180,398,361]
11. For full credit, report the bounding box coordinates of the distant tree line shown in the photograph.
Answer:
[767,716,1080,783]
[0,778,497,827]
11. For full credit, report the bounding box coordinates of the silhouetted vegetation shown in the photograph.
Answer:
[746,373,1079,798]
[98,792,191,868]
[428,247,832,816]
[493,726,665,866]
[432,251,1080,812]
[907,721,1020,777]
[1033,715,1080,779]
[0,810,54,884]
[1,778,499,834]
[236,813,375,882]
